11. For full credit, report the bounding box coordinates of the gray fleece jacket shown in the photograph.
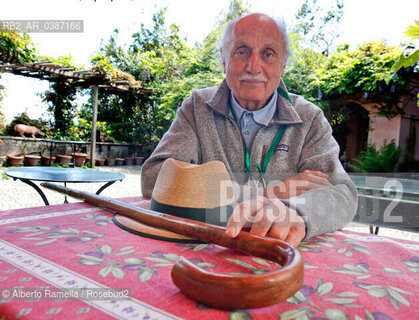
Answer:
[141,79,358,240]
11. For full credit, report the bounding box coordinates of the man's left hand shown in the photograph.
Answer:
[225,196,306,247]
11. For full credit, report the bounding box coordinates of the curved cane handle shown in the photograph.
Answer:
[172,234,303,309]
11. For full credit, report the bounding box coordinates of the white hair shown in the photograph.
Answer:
[219,13,292,69]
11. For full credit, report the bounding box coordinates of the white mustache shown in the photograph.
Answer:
[239,74,267,82]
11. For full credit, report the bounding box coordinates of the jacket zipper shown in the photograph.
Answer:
[260,145,267,172]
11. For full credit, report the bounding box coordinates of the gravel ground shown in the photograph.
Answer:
[1,166,418,242]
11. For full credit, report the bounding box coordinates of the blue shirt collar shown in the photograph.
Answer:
[230,92,277,126]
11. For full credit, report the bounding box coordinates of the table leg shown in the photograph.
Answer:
[64,182,69,203]
[17,179,50,206]
[96,181,117,195]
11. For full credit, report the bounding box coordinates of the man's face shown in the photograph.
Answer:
[224,14,285,111]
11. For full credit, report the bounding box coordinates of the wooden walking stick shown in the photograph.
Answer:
[42,182,304,309]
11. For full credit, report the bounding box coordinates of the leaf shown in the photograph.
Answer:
[286,295,302,305]
[252,258,271,268]
[293,291,308,303]
[387,288,410,306]
[149,263,173,267]
[123,257,145,265]
[324,308,350,320]
[280,307,309,320]
[226,258,255,269]
[316,278,324,291]
[343,264,366,273]
[337,248,346,254]
[193,244,208,251]
[333,270,362,276]
[367,287,387,297]
[382,267,403,274]
[139,268,154,282]
[325,298,356,305]
[98,264,113,277]
[388,293,400,310]
[164,254,180,261]
[35,239,58,246]
[229,272,250,276]
[111,267,124,279]
[100,245,112,256]
[333,292,359,297]
[77,254,104,263]
[145,257,170,263]
[318,282,333,296]
[196,262,217,268]
[345,251,353,257]
[317,242,334,247]
[351,246,373,254]
[388,285,413,296]
[365,310,375,320]
[402,260,419,268]
[115,249,136,256]
[356,274,371,280]
[407,266,419,273]
[119,246,134,251]
[78,259,102,266]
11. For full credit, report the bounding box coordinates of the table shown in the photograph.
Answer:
[5,167,125,205]
[349,174,419,234]
[0,198,418,319]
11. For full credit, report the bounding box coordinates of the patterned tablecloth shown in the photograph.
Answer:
[0,197,417,320]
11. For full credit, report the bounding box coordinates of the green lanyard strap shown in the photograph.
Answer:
[229,104,287,182]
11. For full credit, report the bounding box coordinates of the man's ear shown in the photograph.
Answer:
[280,61,286,78]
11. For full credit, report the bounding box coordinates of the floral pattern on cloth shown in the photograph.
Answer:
[0,199,417,320]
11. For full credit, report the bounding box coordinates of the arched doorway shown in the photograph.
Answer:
[332,102,369,161]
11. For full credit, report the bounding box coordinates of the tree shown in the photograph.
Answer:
[293,0,344,55]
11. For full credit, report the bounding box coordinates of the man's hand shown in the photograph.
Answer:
[225,196,306,247]
[265,170,332,199]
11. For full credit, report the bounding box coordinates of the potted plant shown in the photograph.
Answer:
[115,158,125,166]
[7,154,24,167]
[73,153,87,167]
[57,154,72,165]
[96,158,105,166]
[41,155,56,166]
[24,154,41,166]
[124,156,135,166]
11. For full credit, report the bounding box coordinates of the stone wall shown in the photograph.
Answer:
[0,136,139,159]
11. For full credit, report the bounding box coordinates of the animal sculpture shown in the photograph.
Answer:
[14,124,45,138]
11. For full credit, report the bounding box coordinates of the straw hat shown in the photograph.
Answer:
[113,158,236,242]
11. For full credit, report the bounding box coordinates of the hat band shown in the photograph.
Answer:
[150,198,234,227]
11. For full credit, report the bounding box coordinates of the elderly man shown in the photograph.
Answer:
[141,13,357,247]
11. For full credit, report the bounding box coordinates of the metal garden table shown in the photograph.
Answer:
[5,167,125,205]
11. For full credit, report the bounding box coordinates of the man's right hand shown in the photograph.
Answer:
[265,170,332,199]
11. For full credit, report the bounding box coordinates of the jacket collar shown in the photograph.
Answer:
[207,78,302,125]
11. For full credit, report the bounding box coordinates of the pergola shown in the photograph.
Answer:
[0,60,151,167]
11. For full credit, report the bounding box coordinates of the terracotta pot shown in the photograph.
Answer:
[96,159,105,166]
[41,155,56,166]
[115,158,125,166]
[24,155,41,166]
[0,155,5,167]
[7,154,24,167]
[124,157,135,166]
[74,153,87,167]
[135,157,145,165]
[57,154,72,164]
[106,158,116,166]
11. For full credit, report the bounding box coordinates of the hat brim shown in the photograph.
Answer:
[112,214,204,243]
